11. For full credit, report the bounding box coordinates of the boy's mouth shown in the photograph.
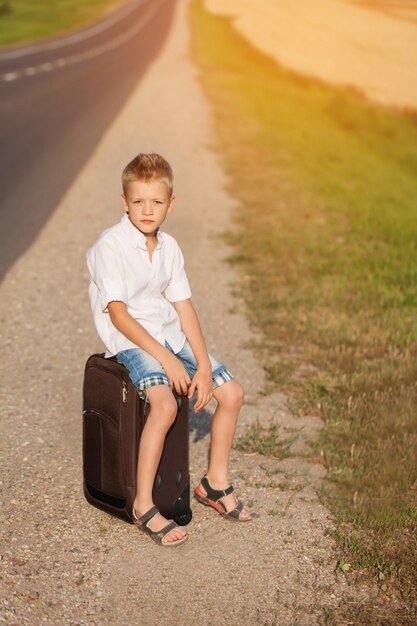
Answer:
[141,220,154,224]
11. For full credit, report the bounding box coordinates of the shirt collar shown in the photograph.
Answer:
[120,213,163,250]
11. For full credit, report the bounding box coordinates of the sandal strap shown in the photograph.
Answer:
[133,505,159,526]
[225,499,245,519]
[235,500,244,513]
[158,521,178,538]
[133,507,187,545]
[152,521,182,545]
[201,475,234,502]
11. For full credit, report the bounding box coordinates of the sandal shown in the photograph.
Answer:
[132,505,188,547]
[194,475,253,521]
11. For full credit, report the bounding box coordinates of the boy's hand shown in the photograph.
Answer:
[188,366,213,412]
[161,351,191,395]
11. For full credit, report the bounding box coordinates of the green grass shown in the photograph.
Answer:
[235,419,294,459]
[0,0,121,45]
[190,0,417,616]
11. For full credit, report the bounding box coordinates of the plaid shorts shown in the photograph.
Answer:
[116,338,233,400]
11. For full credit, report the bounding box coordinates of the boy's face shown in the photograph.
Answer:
[122,178,174,237]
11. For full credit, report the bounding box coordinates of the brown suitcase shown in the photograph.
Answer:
[82,353,192,526]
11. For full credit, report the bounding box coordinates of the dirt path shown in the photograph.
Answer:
[205,0,417,110]
[0,1,369,624]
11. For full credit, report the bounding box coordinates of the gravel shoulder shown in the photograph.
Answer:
[205,0,417,110]
[0,1,370,624]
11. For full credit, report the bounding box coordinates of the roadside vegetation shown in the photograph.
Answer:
[190,0,417,621]
[0,0,121,46]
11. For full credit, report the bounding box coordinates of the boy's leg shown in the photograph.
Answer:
[171,340,249,518]
[134,385,187,543]
[198,379,251,519]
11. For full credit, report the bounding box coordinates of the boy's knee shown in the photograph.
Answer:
[220,380,244,409]
[232,381,244,408]
[147,390,178,429]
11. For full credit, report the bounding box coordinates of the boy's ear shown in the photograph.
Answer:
[167,195,175,214]
[121,193,129,214]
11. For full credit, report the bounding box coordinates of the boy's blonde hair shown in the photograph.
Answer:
[122,153,173,196]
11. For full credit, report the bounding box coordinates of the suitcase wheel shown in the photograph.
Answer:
[173,511,192,526]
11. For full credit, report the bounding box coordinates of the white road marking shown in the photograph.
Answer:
[1,0,163,83]
[0,0,148,61]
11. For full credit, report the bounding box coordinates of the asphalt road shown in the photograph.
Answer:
[0,0,176,279]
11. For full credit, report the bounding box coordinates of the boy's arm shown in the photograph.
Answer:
[173,299,213,411]
[108,301,191,395]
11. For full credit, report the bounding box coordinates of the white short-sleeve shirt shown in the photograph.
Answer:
[86,214,192,358]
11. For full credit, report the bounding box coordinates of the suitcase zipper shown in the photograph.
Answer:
[120,380,132,488]
[83,407,119,429]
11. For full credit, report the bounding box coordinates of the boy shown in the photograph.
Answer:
[86,153,252,547]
